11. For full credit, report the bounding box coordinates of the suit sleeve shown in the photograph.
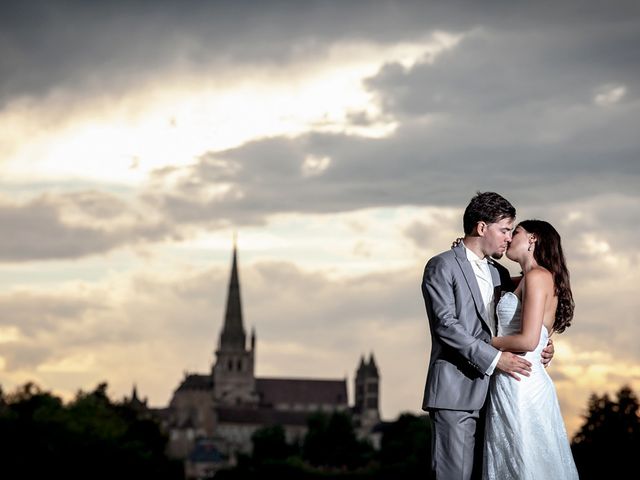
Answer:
[423,256,500,375]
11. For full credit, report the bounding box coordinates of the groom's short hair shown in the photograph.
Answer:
[463,191,516,234]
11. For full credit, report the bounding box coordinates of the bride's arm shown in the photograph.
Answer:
[492,270,549,352]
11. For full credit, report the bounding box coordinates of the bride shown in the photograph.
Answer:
[483,220,579,479]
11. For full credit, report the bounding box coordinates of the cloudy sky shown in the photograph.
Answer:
[1,0,639,436]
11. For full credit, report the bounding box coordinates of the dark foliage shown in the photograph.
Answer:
[0,382,184,480]
[4,379,637,479]
[376,413,432,479]
[572,384,640,479]
[302,411,374,470]
[251,424,294,464]
[217,411,429,479]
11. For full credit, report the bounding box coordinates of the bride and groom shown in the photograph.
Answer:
[421,191,579,479]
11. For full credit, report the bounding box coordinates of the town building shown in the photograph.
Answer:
[156,244,381,474]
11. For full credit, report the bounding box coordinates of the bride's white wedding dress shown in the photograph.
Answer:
[483,292,579,480]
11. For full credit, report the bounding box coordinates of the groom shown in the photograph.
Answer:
[421,192,552,480]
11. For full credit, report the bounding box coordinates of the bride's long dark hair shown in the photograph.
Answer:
[518,220,574,333]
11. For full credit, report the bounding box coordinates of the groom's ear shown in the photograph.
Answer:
[476,221,488,237]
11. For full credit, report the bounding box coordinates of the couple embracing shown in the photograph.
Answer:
[421,191,579,480]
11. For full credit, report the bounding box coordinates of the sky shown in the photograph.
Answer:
[1,0,639,437]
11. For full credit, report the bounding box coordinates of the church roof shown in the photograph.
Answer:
[216,406,313,426]
[175,374,213,392]
[256,377,347,407]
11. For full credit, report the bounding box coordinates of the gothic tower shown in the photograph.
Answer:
[354,353,380,428]
[212,242,258,405]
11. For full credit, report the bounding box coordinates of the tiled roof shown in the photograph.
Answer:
[256,377,347,406]
[175,374,213,392]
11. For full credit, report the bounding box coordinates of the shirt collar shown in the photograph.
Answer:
[462,241,488,264]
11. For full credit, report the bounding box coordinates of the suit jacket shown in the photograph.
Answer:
[421,243,514,411]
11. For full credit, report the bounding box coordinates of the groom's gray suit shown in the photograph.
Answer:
[421,242,513,479]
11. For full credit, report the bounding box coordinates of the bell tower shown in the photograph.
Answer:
[212,240,258,405]
[354,352,380,428]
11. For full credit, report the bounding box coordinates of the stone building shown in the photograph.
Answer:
[159,244,382,471]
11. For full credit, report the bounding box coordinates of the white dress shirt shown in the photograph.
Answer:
[464,243,501,375]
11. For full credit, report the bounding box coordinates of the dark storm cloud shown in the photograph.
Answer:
[135,0,640,225]
[2,1,639,262]
[2,1,638,105]
[365,26,640,169]
[0,191,176,261]
[149,115,638,225]
[0,0,425,105]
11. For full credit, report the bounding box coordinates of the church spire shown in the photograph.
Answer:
[213,237,258,406]
[368,352,379,377]
[219,238,246,351]
[131,383,139,401]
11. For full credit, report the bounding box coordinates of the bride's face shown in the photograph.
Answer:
[506,226,530,261]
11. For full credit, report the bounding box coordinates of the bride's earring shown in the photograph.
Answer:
[528,235,535,252]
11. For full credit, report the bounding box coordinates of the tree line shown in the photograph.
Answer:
[0,382,637,479]
[0,382,183,480]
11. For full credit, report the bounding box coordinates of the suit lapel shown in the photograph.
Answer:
[453,245,487,321]
[488,260,502,335]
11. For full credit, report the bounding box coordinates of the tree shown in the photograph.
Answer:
[0,382,184,480]
[302,411,373,470]
[251,424,293,464]
[572,385,640,479]
[377,413,432,479]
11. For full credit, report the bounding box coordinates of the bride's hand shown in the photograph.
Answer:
[541,338,554,368]
[451,237,463,249]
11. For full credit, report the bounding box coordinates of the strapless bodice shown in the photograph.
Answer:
[496,291,548,355]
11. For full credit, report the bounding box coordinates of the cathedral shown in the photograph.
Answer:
[160,244,382,473]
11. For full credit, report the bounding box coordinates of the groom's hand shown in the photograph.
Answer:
[496,352,532,381]
[541,338,554,368]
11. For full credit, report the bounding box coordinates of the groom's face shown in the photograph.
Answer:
[482,217,515,258]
